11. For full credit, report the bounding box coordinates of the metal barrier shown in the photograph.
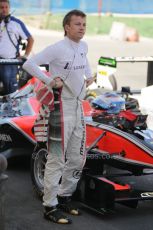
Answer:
[103,56,153,86]
[113,56,153,87]
[0,58,49,70]
[10,0,153,14]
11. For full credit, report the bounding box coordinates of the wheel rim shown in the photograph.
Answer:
[33,148,47,191]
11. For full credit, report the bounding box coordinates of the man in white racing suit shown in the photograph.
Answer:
[23,9,93,224]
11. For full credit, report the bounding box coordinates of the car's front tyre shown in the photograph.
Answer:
[31,147,47,198]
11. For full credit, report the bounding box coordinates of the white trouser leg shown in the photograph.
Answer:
[58,101,86,196]
[43,147,64,207]
[43,99,86,206]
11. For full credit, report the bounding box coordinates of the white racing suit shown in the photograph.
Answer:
[44,91,86,206]
[23,36,92,207]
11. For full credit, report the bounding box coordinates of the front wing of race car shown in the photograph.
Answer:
[0,117,35,158]
[73,120,153,213]
[0,96,39,158]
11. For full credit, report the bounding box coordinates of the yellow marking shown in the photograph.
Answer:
[98,71,107,76]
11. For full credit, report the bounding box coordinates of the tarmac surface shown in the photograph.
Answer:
[4,157,153,230]
[3,28,153,229]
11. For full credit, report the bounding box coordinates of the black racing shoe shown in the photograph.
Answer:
[44,206,72,224]
[58,196,81,216]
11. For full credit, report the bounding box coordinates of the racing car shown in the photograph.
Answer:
[0,58,153,214]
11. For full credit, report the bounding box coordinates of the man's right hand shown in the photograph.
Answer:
[50,77,63,89]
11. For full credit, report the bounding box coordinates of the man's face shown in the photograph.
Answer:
[0,2,10,18]
[65,15,86,42]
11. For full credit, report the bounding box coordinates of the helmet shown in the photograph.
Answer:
[92,92,125,114]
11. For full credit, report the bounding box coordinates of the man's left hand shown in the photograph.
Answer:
[86,77,94,87]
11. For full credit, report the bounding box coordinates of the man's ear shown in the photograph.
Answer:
[65,24,70,34]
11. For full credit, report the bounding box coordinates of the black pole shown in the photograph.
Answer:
[147,61,153,86]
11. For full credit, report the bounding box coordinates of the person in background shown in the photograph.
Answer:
[0,0,34,95]
[23,9,93,224]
